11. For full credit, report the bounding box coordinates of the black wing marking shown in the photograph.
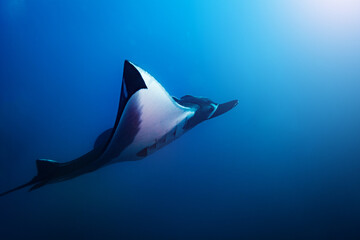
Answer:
[115,60,147,129]
[97,60,147,154]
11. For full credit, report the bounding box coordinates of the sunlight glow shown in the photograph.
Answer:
[294,0,360,37]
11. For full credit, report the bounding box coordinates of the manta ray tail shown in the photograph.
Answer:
[0,179,36,197]
[0,159,60,197]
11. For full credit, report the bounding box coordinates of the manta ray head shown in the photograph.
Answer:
[174,95,238,129]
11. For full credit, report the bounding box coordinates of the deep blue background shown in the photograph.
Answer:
[1,1,360,239]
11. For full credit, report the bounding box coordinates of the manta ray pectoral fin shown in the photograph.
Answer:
[99,60,148,155]
[114,60,148,129]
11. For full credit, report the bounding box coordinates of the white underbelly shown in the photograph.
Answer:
[115,116,188,162]
[106,80,194,164]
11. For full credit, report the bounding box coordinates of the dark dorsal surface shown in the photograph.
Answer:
[36,159,60,178]
[94,128,113,149]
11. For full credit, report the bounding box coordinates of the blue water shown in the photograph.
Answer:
[1,1,360,239]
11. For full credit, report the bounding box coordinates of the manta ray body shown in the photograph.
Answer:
[0,61,238,197]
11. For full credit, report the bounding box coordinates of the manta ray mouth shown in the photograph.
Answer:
[209,100,238,119]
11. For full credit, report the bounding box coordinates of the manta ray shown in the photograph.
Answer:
[0,60,238,197]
